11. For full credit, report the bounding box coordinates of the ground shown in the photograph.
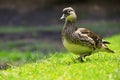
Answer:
[0,32,120,80]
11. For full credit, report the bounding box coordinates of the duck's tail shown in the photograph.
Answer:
[104,47,114,53]
[101,41,114,53]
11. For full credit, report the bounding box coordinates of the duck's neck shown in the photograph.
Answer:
[62,20,77,38]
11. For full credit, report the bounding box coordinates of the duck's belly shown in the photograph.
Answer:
[63,39,92,55]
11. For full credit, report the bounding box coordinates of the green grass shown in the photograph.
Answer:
[0,34,120,80]
[0,51,47,70]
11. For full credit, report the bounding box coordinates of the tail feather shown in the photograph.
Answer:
[101,43,114,53]
[105,48,114,53]
[102,40,111,44]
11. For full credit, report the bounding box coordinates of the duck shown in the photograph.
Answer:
[60,7,114,61]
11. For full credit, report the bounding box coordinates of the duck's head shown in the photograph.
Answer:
[60,7,77,23]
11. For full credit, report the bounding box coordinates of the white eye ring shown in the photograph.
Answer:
[68,10,71,13]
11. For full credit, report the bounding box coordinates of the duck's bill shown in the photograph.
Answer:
[60,14,65,20]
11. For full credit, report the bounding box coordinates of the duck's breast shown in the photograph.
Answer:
[63,38,92,55]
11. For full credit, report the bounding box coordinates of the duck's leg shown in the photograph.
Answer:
[77,53,91,62]
[77,54,86,62]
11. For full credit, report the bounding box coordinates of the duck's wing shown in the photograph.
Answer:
[73,28,103,49]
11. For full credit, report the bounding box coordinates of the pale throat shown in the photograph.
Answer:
[66,12,77,22]
[62,13,77,36]
[64,15,77,29]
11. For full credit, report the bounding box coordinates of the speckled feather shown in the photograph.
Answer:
[61,7,114,60]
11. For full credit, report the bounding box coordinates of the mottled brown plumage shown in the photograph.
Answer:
[61,7,114,61]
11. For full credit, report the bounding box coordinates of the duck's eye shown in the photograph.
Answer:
[67,10,71,13]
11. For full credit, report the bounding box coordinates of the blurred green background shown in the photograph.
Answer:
[0,0,120,68]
